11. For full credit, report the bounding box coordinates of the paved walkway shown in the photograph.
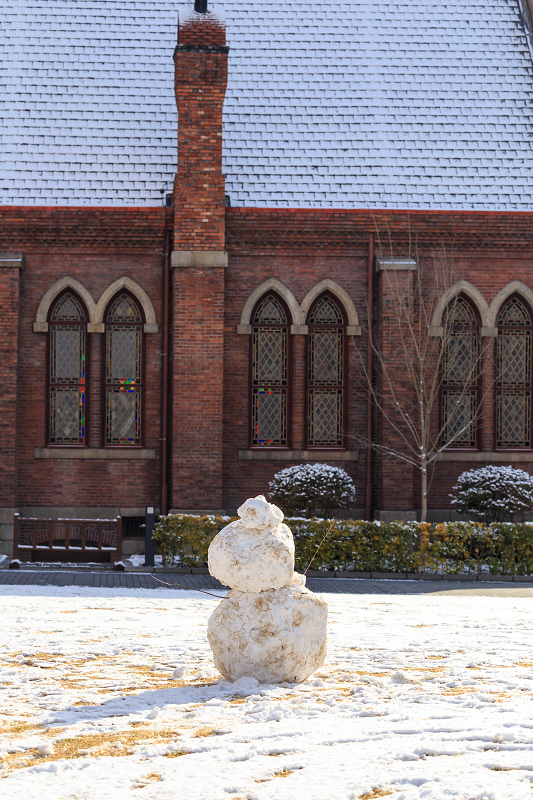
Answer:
[1,569,533,596]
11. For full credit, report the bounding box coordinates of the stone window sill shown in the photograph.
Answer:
[34,448,157,460]
[436,450,533,462]
[238,449,358,461]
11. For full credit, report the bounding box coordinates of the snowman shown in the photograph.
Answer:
[207,495,328,683]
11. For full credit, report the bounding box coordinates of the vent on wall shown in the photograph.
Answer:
[121,517,146,539]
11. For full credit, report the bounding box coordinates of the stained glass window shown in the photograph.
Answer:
[441,297,478,448]
[250,294,289,447]
[48,292,87,445]
[105,293,143,446]
[307,295,345,447]
[496,297,532,448]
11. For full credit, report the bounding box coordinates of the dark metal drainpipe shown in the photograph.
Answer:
[365,232,374,521]
[161,222,172,516]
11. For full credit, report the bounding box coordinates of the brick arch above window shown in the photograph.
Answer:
[488,281,533,330]
[429,280,491,337]
[96,277,158,333]
[299,280,361,335]
[238,278,299,334]
[237,278,361,336]
[34,277,97,333]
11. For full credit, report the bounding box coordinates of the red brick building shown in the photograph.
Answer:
[1,1,533,554]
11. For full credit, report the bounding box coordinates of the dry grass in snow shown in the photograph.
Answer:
[0,585,532,799]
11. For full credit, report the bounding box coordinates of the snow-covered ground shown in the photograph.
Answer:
[1,585,532,800]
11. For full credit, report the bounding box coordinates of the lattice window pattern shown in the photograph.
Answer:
[497,332,531,386]
[308,389,343,447]
[497,297,530,326]
[50,328,84,383]
[447,296,476,326]
[496,297,532,448]
[107,327,142,382]
[253,294,287,325]
[441,296,478,449]
[106,389,141,445]
[250,293,290,447]
[309,330,343,385]
[50,389,85,444]
[441,390,477,448]
[105,294,143,446]
[251,388,287,447]
[107,293,142,323]
[252,328,287,385]
[496,391,531,448]
[48,294,87,445]
[307,294,345,447]
[50,293,85,322]
[442,332,477,384]
[309,296,343,324]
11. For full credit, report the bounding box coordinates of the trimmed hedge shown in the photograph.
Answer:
[152,515,533,575]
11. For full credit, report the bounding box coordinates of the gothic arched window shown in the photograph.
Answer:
[104,292,144,446]
[250,293,290,447]
[496,296,532,448]
[441,296,479,448]
[306,294,346,447]
[48,291,88,445]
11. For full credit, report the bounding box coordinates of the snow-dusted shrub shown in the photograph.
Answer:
[153,514,533,574]
[451,466,533,523]
[268,463,355,518]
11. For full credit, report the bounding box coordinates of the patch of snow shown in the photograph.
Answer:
[1,585,532,798]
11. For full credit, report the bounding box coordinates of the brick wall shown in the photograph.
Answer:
[0,260,21,511]
[0,208,167,514]
[224,208,533,516]
[1,199,533,521]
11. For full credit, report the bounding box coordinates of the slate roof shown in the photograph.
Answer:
[2,0,533,210]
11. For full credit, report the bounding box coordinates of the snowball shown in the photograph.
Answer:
[172,666,188,679]
[237,495,284,530]
[208,495,294,592]
[207,584,328,683]
[38,743,54,756]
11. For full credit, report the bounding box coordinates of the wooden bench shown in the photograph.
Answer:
[13,514,122,565]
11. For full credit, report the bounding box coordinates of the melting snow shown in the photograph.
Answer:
[0,585,532,799]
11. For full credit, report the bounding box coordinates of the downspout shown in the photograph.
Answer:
[161,219,172,516]
[365,232,374,521]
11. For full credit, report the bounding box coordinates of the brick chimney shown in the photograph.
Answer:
[172,7,229,264]
[170,6,229,513]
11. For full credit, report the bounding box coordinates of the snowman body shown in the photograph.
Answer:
[207,496,328,683]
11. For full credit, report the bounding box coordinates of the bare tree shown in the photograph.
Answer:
[356,236,490,522]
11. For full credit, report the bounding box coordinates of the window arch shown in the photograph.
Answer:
[104,292,144,446]
[441,296,479,448]
[48,291,88,445]
[306,293,346,448]
[250,293,290,447]
[496,295,532,448]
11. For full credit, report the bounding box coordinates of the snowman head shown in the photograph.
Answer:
[237,495,284,530]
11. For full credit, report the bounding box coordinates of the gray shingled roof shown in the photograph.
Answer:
[2,0,533,209]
